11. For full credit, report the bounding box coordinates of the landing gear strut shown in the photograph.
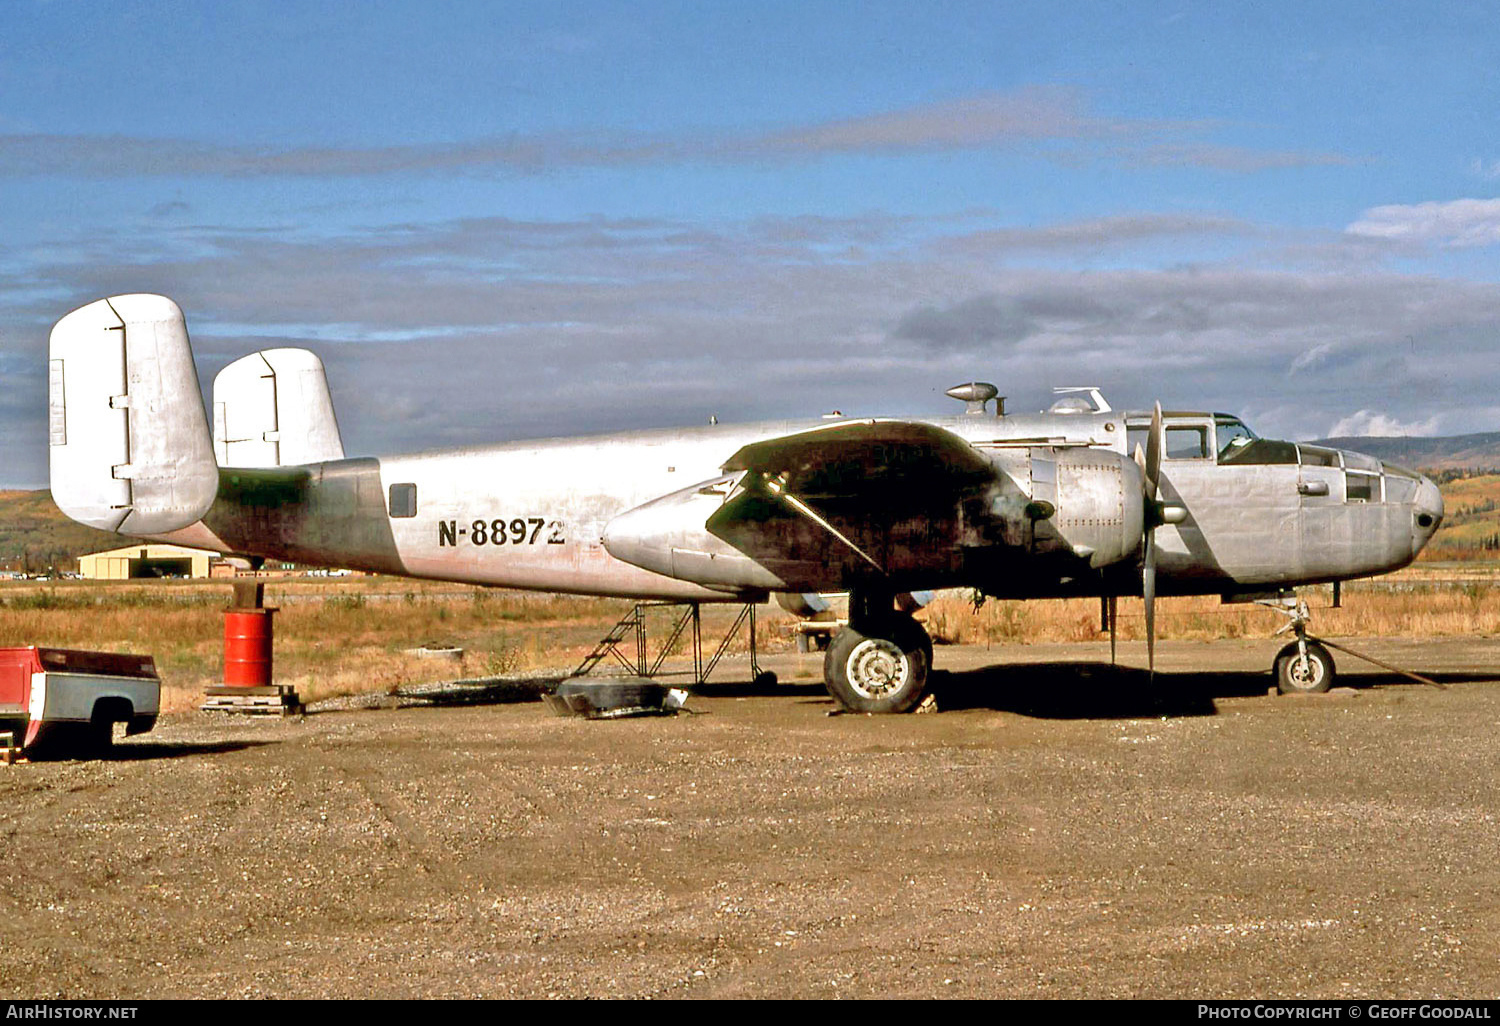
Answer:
[823,592,933,713]
[1261,596,1337,694]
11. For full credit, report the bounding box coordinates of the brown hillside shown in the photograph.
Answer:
[0,490,128,572]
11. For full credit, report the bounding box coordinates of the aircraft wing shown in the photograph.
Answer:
[721,418,992,490]
[707,419,996,586]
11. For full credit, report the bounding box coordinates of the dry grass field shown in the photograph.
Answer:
[4,560,1500,711]
[0,579,686,710]
[924,568,1500,647]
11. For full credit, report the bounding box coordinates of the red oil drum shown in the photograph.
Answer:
[224,609,276,686]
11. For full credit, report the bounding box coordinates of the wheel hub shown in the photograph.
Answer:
[1288,653,1324,688]
[845,638,910,700]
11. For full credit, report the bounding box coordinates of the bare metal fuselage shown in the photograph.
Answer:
[157,408,1444,602]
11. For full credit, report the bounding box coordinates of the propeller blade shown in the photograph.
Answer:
[1144,400,1163,503]
[1108,594,1118,666]
[1139,400,1165,680]
[1144,533,1156,677]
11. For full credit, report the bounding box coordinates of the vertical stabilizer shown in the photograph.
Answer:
[49,295,218,535]
[213,348,345,467]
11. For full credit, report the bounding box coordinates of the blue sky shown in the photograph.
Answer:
[4,0,1500,485]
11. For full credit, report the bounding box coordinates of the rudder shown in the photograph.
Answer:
[213,348,345,467]
[48,295,217,535]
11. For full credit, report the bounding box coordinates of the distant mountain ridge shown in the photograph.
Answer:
[1311,432,1500,471]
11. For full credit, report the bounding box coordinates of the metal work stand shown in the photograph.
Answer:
[571,601,766,685]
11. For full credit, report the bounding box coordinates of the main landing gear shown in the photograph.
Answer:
[823,592,935,714]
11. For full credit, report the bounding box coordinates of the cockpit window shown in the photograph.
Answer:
[1211,415,1300,465]
[1214,416,1258,461]
[1218,439,1298,465]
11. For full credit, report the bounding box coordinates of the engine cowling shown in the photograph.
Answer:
[1027,447,1144,569]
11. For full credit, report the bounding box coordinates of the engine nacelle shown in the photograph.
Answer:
[1027,447,1144,569]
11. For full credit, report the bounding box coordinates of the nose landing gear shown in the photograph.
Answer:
[1260,596,1337,694]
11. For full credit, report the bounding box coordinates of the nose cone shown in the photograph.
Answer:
[1412,474,1444,555]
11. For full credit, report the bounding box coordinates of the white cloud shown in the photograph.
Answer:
[1327,409,1442,438]
[1288,342,1336,374]
[1468,158,1500,181]
[1346,198,1500,247]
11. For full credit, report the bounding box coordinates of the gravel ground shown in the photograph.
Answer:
[2,637,1499,999]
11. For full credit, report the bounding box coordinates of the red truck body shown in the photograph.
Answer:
[0,647,160,750]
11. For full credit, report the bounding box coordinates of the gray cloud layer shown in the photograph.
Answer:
[0,87,1348,178]
[2,207,1487,486]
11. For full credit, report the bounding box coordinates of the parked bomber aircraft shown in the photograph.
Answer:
[48,295,1445,712]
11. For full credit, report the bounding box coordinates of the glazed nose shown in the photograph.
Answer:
[1413,475,1443,547]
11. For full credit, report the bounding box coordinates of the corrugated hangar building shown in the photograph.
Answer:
[78,543,218,580]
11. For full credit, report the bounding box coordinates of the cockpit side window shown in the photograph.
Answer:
[1165,425,1211,460]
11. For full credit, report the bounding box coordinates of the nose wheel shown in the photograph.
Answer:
[1261,596,1337,694]
[1274,638,1336,693]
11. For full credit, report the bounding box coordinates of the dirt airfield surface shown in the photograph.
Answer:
[3,637,1500,1000]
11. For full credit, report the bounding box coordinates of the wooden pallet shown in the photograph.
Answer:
[200,685,304,717]
[0,731,23,764]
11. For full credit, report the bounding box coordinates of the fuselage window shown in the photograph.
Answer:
[1298,445,1342,468]
[1384,473,1418,504]
[1346,472,1380,503]
[389,482,418,518]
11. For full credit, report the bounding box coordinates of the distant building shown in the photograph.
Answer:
[78,543,218,580]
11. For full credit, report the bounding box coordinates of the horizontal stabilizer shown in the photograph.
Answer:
[214,348,345,467]
[49,295,217,535]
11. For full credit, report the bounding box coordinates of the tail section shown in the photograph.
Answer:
[213,348,345,468]
[48,295,217,535]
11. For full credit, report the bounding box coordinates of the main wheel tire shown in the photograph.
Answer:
[823,616,931,714]
[1274,640,1336,694]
